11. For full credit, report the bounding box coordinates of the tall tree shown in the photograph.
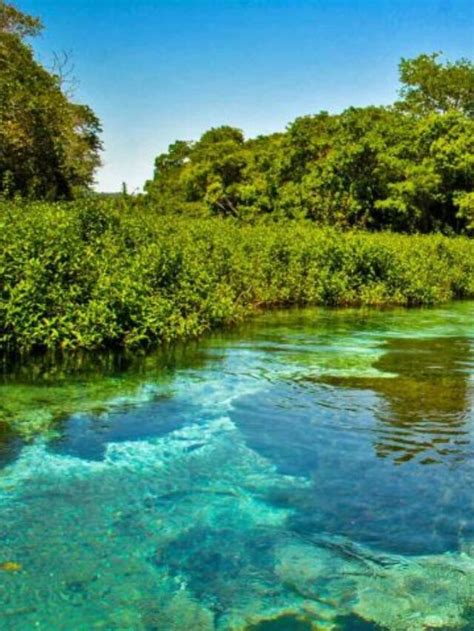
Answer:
[145,53,474,233]
[0,1,102,199]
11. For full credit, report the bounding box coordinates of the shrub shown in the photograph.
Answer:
[1,200,473,354]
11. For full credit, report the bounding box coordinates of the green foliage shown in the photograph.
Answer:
[145,54,474,233]
[454,191,474,230]
[398,52,474,117]
[1,200,473,354]
[0,0,41,36]
[0,1,102,199]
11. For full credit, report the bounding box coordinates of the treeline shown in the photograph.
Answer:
[1,201,474,353]
[145,54,474,233]
[1,2,473,234]
[0,1,101,199]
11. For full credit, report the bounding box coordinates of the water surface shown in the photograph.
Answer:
[1,303,474,630]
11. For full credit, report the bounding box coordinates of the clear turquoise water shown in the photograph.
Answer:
[1,303,474,630]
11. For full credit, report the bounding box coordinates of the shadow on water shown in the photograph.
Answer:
[244,616,314,630]
[245,614,384,630]
[318,336,474,465]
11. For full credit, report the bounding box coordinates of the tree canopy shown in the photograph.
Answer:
[145,53,474,233]
[1,2,471,234]
[0,1,102,199]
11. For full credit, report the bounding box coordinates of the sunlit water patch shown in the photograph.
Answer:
[0,302,474,630]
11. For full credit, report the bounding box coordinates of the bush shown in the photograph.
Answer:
[1,200,473,353]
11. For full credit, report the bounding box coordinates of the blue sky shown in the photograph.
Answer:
[20,0,474,192]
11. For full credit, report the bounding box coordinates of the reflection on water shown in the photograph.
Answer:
[318,336,474,464]
[0,302,473,630]
[0,344,212,460]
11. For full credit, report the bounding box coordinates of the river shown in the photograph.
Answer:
[1,302,473,630]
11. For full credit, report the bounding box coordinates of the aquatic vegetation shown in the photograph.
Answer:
[0,561,22,572]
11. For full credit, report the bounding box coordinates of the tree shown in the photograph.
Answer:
[398,53,474,118]
[0,0,41,37]
[145,127,248,217]
[145,53,474,233]
[0,1,102,199]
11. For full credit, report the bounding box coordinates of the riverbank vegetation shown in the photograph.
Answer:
[1,200,473,353]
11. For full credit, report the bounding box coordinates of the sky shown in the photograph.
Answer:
[19,0,474,193]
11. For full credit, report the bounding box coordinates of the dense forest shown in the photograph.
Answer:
[1,1,474,354]
[1,1,474,234]
[144,55,474,233]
